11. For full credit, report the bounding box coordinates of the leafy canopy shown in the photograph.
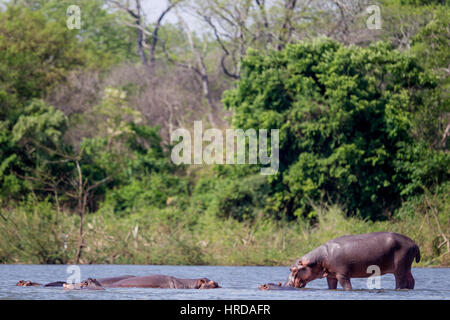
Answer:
[224,39,439,220]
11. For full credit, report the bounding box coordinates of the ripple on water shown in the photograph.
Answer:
[1,265,449,300]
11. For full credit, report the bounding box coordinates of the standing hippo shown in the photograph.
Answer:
[108,275,221,289]
[286,232,420,290]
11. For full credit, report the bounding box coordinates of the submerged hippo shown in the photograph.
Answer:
[258,282,301,291]
[96,275,136,287]
[286,232,420,290]
[17,278,104,290]
[16,280,41,287]
[107,275,221,289]
[64,278,105,290]
[17,274,220,290]
[16,280,67,287]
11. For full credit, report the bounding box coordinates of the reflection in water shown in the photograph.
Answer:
[1,265,449,300]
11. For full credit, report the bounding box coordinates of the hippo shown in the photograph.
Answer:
[44,281,68,287]
[258,282,301,291]
[16,280,41,287]
[107,275,221,289]
[63,278,105,290]
[17,278,104,290]
[16,274,220,290]
[286,232,420,290]
[96,275,136,287]
[16,280,67,287]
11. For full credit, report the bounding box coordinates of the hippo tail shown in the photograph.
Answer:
[415,245,421,263]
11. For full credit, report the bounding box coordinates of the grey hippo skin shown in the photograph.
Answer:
[286,232,420,290]
[108,275,221,289]
[96,275,136,287]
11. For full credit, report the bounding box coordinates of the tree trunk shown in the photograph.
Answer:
[74,160,85,264]
[176,11,217,126]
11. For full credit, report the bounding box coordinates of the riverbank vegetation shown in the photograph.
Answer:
[1,188,448,266]
[0,0,449,266]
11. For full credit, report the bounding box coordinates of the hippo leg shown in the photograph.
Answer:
[326,276,338,289]
[394,273,407,289]
[336,274,352,290]
[395,245,417,290]
[406,271,415,289]
[395,269,414,290]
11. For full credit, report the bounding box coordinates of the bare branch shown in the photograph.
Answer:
[175,8,218,126]
[107,0,178,70]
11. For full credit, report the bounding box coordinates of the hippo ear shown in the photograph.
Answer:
[290,266,298,275]
[196,279,206,288]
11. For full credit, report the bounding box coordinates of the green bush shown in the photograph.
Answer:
[101,173,190,216]
[0,199,76,264]
[223,39,439,220]
[190,172,270,221]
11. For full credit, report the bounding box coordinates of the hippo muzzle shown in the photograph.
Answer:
[198,278,221,289]
[289,266,308,288]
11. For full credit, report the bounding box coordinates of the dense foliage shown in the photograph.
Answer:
[224,40,447,220]
[0,1,448,265]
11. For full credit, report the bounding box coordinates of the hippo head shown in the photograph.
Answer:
[258,284,271,290]
[16,280,40,287]
[16,280,31,286]
[258,282,283,290]
[197,278,221,289]
[288,259,328,288]
[80,278,105,290]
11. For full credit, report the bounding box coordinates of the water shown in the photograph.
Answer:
[0,265,448,300]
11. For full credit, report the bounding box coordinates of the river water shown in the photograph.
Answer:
[0,265,448,300]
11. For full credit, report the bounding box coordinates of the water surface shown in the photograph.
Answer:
[1,265,448,300]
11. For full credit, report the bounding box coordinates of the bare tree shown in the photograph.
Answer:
[277,0,298,50]
[173,8,218,126]
[14,139,112,264]
[192,0,319,79]
[192,0,255,79]
[71,160,111,264]
[107,0,177,72]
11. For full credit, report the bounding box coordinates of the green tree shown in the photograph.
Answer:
[223,39,441,220]
[0,5,84,119]
[410,9,450,150]
[11,91,170,261]
[0,4,85,201]
[12,0,139,68]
